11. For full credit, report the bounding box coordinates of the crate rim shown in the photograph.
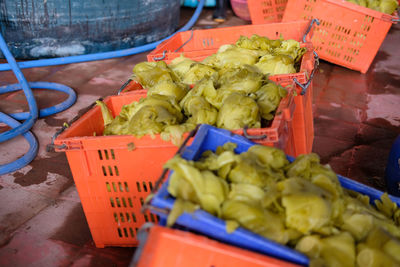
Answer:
[54,81,297,151]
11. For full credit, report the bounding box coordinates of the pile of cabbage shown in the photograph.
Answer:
[346,0,398,14]
[165,143,400,266]
[97,35,305,144]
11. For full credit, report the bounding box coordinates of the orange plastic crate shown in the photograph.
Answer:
[146,21,317,155]
[247,0,289,24]
[53,85,295,247]
[134,225,300,267]
[282,0,399,73]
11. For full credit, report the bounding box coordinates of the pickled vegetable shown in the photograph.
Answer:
[162,142,400,267]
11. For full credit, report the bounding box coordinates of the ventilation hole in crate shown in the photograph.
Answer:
[112,182,117,192]
[123,228,128,237]
[118,228,123,237]
[106,182,111,192]
[130,228,135,238]
[114,212,118,223]
[150,213,156,222]
[120,213,125,223]
[149,182,153,191]
[114,166,119,176]
[125,182,130,192]
[136,182,141,192]
[126,213,131,222]
[364,15,374,23]
[111,149,115,160]
[142,182,148,192]
[116,197,121,208]
[122,197,127,208]
[102,166,107,176]
[118,182,123,192]
[98,150,103,160]
[104,150,109,160]
[110,197,115,208]
[132,213,137,223]
[343,55,354,63]
[144,214,149,222]
[140,197,144,206]
[136,228,139,235]
[108,166,113,176]
[128,197,133,208]
[156,215,160,221]
[304,4,313,12]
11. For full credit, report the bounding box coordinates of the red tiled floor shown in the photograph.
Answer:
[0,4,400,267]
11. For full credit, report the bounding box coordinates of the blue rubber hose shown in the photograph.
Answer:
[0,33,38,143]
[0,0,205,175]
[0,0,205,72]
[0,113,38,174]
[2,82,77,120]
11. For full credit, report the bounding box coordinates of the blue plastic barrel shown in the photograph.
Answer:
[182,0,216,7]
[385,135,400,197]
[0,0,180,59]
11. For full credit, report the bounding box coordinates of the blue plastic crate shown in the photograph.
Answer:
[150,124,400,266]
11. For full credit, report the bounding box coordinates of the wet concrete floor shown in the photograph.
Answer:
[0,5,399,267]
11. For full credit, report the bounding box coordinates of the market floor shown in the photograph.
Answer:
[0,5,400,267]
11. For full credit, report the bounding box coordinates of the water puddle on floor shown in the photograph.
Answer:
[366,94,400,127]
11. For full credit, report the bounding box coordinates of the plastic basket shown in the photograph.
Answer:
[282,0,399,73]
[247,0,288,23]
[148,124,400,265]
[52,80,295,247]
[52,92,174,248]
[230,0,251,21]
[132,225,300,267]
[146,20,319,155]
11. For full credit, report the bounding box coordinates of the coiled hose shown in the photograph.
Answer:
[0,0,204,175]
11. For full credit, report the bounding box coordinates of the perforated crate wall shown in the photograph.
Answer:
[64,143,175,247]
[283,0,398,73]
[247,0,289,24]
